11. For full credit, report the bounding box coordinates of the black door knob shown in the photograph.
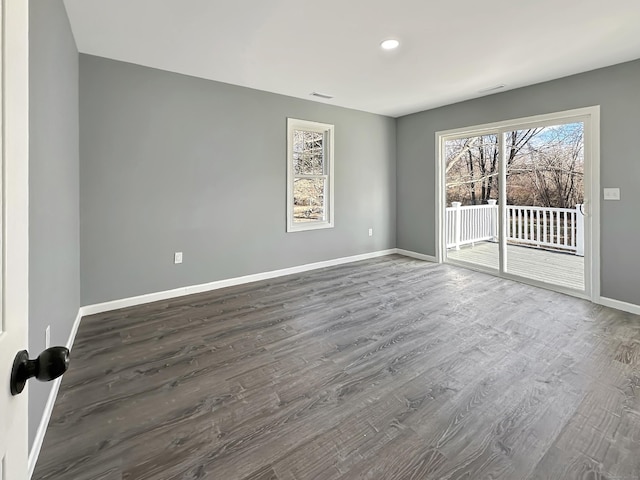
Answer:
[10,346,70,395]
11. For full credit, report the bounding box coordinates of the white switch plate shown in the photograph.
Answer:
[45,325,51,349]
[174,252,183,264]
[368,228,373,237]
[603,188,620,200]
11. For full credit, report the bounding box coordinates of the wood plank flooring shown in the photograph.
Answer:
[33,255,640,480]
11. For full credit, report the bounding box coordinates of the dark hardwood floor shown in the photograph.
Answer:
[33,255,640,479]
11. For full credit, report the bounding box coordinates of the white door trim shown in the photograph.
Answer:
[435,106,601,303]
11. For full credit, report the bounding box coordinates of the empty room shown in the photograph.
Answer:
[2,0,640,479]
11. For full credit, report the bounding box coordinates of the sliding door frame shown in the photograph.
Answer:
[435,106,600,302]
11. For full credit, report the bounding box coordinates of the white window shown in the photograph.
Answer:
[287,118,334,232]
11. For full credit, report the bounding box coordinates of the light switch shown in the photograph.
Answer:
[603,188,620,200]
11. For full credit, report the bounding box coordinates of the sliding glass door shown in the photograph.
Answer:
[502,123,585,290]
[439,108,598,299]
[444,133,500,271]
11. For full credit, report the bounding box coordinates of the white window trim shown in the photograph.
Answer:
[287,118,335,232]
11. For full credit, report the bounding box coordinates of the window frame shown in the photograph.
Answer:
[286,118,335,232]
[435,106,600,302]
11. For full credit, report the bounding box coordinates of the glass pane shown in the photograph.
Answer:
[504,123,585,291]
[293,130,324,175]
[444,134,499,270]
[293,178,325,223]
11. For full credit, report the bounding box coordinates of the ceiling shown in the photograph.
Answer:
[63,0,640,118]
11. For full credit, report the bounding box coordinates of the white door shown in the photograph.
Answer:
[0,0,30,479]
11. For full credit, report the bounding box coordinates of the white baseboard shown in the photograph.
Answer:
[598,296,640,316]
[82,249,398,316]
[28,309,84,479]
[395,249,437,263]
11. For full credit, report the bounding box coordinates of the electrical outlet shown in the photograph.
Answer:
[603,188,620,200]
[174,252,183,264]
[368,228,373,237]
[45,325,51,349]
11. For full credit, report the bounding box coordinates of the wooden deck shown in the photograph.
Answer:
[447,241,584,291]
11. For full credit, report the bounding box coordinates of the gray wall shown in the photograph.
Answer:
[397,59,640,306]
[29,0,80,447]
[79,55,396,305]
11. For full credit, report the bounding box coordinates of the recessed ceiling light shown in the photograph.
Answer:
[380,39,400,50]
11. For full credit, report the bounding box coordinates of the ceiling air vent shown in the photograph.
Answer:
[310,92,334,99]
[478,84,506,93]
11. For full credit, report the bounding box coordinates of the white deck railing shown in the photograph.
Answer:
[446,201,584,256]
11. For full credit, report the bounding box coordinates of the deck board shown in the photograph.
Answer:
[447,241,585,290]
